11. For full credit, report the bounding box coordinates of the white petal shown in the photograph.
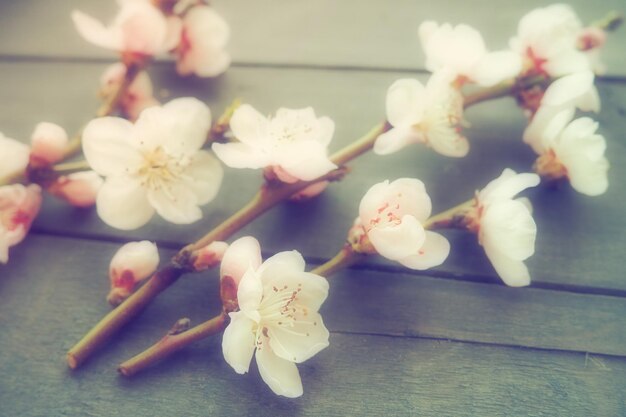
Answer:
[541,108,576,145]
[230,104,270,146]
[0,136,30,179]
[386,79,426,127]
[71,10,122,51]
[479,169,540,205]
[544,49,591,77]
[82,117,142,176]
[470,51,522,87]
[373,126,424,155]
[146,183,202,225]
[481,200,537,261]
[222,312,256,374]
[426,126,469,158]
[359,178,432,225]
[211,142,271,169]
[255,345,303,398]
[269,312,329,363]
[398,231,450,270]
[274,141,336,181]
[161,97,211,152]
[220,236,262,284]
[97,176,154,230]
[542,71,594,107]
[317,116,335,147]
[483,245,531,287]
[183,150,223,205]
[258,250,306,280]
[368,215,426,261]
[237,267,263,313]
[262,270,329,313]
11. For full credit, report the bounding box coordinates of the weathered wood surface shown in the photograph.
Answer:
[1,236,626,416]
[1,0,625,416]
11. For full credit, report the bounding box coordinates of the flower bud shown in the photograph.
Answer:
[0,184,42,264]
[191,240,228,272]
[30,122,68,166]
[108,241,159,305]
[47,171,103,207]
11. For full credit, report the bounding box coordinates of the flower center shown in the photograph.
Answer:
[367,197,403,231]
[135,146,190,194]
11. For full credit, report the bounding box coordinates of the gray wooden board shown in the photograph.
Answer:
[1,235,625,360]
[0,236,626,417]
[0,0,625,78]
[1,61,626,293]
[1,236,625,416]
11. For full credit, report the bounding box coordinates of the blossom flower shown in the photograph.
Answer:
[212,105,337,182]
[82,97,223,230]
[0,184,42,264]
[510,4,590,76]
[523,71,600,152]
[108,240,159,304]
[30,122,68,166]
[47,171,104,208]
[468,169,540,286]
[175,5,230,77]
[221,236,330,398]
[374,73,469,157]
[0,132,30,181]
[100,63,159,120]
[353,178,450,270]
[419,21,521,86]
[530,110,608,196]
[72,1,180,60]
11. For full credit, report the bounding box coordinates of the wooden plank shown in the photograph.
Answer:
[0,0,625,77]
[2,61,625,292]
[1,235,625,417]
[2,235,625,357]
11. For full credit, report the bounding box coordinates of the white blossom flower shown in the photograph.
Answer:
[531,110,608,196]
[72,1,180,59]
[82,97,223,230]
[100,63,159,121]
[354,178,450,270]
[0,132,30,181]
[0,184,42,264]
[108,240,159,304]
[48,171,104,208]
[469,169,540,287]
[419,21,521,86]
[510,4,590,76]
[221,236,329,398]
[30,122,68,165]
[212,105,337,182]
[523,71,600,153]
[374,73,469,157]
[175,5,230,77]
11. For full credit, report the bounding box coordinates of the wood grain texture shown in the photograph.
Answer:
[0,0,625,78]
[1,236,626,416]
[2,235,625,360]
[2,61,626,293]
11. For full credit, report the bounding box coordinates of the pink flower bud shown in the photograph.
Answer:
[219,236,262,312]
[191,240,229,271]
[108,241,159,305]
[30,122,68,166]
[577,27,606,51]
[47,171,103,208]
[0,184,42,264]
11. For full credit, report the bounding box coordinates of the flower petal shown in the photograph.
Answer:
[229,104,270,146]
[220,236,263,283]
[222,312,256,374]
[237,267,263,313]
[368,215,426,261]
[481,200,537,261]
[183,150,223,205]
[373,126,424,155]
[268,311,329,363]
[211,142,271,169]
[255,345,304,398]
[483,245,532,287]
[470,50,522,87]
[0,136,30,179]
[274,141,337,181]
[258,250,306,280]
[146,182,202,225]
[542,71,594,108]
[96,176,154,230]
[386,79,426,127]
[479,169,540,205]
[82,117,142,176]
[71,10,122,51]
[398,231,450,270]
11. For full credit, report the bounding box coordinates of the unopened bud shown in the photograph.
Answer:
[47,171,103,207]
[108,241,159,305]
[191,240,228,271]
[30,122,68,166]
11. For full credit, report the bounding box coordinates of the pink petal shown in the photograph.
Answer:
[30,122,69,164]
[220,236,262,284]
[71,10,123,51]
